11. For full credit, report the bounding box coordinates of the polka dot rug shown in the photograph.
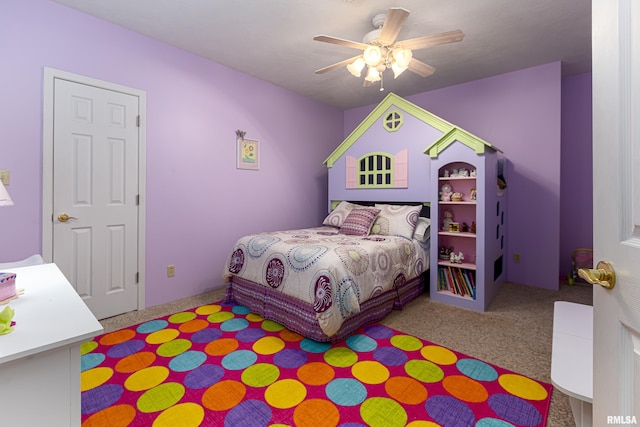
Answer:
[80,301,552,427]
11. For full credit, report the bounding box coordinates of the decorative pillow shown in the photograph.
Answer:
[322,201,358,228]
[371,204,422,239]
[339,207,381,236]
[412,217,431,242]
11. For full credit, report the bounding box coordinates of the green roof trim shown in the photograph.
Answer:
[324,93,455,168]
[424,127,503,158]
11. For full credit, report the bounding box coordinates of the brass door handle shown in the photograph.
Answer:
[578,261,616,289]
[58,213,77,223]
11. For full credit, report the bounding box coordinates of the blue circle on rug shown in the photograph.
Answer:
[191,328,223,343]
[225,399,272,427]
[346,334,378,352]
[425,395,475,427]
[169,350,207,372]
[488,394,542,427]
[222,350,258,370]
[81,384,124,414]
[137,319,169,334]
[107,339,146,358]
[236,327,267,342]
[221,318,249,332]
[457,358,499,381]
[273,348,308,369]
[326,378,367,406]
[364,324,395,339]
[81,353,106,371]
[300,338,331,353]
[184,364,225,389]
[232,305,251,315]
[476,418,516,427]
[373,346,408,366]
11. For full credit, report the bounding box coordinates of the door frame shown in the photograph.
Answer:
[42,67,146,312]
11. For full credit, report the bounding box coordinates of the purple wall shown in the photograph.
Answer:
[0,0,343,307]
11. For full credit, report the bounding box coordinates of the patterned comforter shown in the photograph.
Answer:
[223,226,429,337]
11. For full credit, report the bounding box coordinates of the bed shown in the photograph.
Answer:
[223,202,430,342]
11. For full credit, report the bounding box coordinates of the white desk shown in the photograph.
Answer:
[551,301,593,427]
[0,263,103,426]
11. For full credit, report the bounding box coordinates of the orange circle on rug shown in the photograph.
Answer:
[265,379,307,409]
[297,361,335,385]
[360,397,408,427]
[205,338,239,356]
[406,422,441,427]
[153,403,205,427]
[324,347,358,367]
[202,380,246,411]
[421,345,458,365]
[156,338,192,357]
[253,336,286,355]
[442,375,488,403]
[115,351,156,373]
[82,404,136,427]
[293,398,340,427]
[352,361,389,384]
[280,328,304,342]
[390,334,423,351]
[194,304,221,315]
[168,311,197,324]
[498,373,549,401]
[124,366,170,392]
[99,329,136,346]
[179,319,209,333]
[241,363,280,387]
[146,328,179,345]
[81,367,114,392]
[385,376,428,405]
[137,382,185,413]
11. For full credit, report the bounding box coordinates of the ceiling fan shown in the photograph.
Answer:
[314,7,464,88]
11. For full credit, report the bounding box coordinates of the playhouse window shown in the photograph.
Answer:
[358,153,393,188]
[383,110,403,132]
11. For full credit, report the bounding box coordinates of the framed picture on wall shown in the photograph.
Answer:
[237,137,260,170]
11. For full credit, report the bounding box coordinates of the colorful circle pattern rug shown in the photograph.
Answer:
[81,302,552,427]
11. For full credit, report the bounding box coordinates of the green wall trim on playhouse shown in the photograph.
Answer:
[424,127,503,158]
[324,92,454,168]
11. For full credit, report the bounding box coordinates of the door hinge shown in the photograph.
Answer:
[135,272,139,283]
[136,194,140,205]
[137,115,141,127]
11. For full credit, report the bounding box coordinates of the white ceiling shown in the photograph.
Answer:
[50,0,591,110]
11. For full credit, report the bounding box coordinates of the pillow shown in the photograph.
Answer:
[412,217,431,242]
[322,201,357,228]
[371,204,422,239]
[339,207,381,236]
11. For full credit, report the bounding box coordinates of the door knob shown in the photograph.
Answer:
[58,213,77,223]
[578,260,616,289]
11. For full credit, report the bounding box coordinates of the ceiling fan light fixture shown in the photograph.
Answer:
[365,66,381,82]
[392,47,412,68]
[347,57,366,77]
[391,61,408,78]
[363,45,382,67]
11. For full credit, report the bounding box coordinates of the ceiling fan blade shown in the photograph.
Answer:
[408,58,436,77]
[313,35,369,50]
[398,30,465,51]
[315,55,361,74]
[378,7,410,45]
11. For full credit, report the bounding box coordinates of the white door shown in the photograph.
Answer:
[51,77,140,320]
[592,0,640,423]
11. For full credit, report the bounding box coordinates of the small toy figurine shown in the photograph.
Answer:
[459,168,469,177]
[462,222,469,232]
[443,169,450,177]
[471,221,476,234]
[442,210,454,231]
[470,189,477,201]
[450,251,464,264]
[450,168,459,177]
[470,169,477,177]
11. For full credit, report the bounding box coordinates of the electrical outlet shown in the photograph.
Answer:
[167,265,175,277]
[0,169,10,186]
[513,253,521,263]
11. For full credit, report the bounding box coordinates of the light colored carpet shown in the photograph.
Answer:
[101,280,592,427]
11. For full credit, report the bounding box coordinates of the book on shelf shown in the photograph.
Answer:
[438,266,476,299]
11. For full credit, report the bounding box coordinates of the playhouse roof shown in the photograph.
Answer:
[324,92,501,167]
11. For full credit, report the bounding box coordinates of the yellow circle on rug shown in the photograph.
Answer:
[265,379,307,409]
[207,311,235,323]
[498,373,549,400]
[82,404,136,427]
[153,402,205,427]
[124,366,170,391]
[352,361,389,384]
[253,336,286,355]
[81,340,98,355]
[443,375,488,403]
[324,346,358,367]
[241,363,280,387]
[202,380,246,411]
[137,382,185,413]
[407,422,441,427]
[194,304,221,315]
[81,367,113,392]
[156,338,192,357]
[404,359,444,383]
[280,328,304,342]
[168,311,197,324]
[293,398,340,427]
[205,337,238,356]
[360,397,408,427]
[297,361,335,385]
[385,376,428,405]
[146,328,179,345]
[246,312,263,322]
[421,345,458,365]
[391,334,423,351]
[115,351,156,373]
[100,329,136,346]
[262,319,286,332]
[179,319,209,333]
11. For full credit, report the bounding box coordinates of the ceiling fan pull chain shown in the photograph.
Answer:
[380,72,385,91]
